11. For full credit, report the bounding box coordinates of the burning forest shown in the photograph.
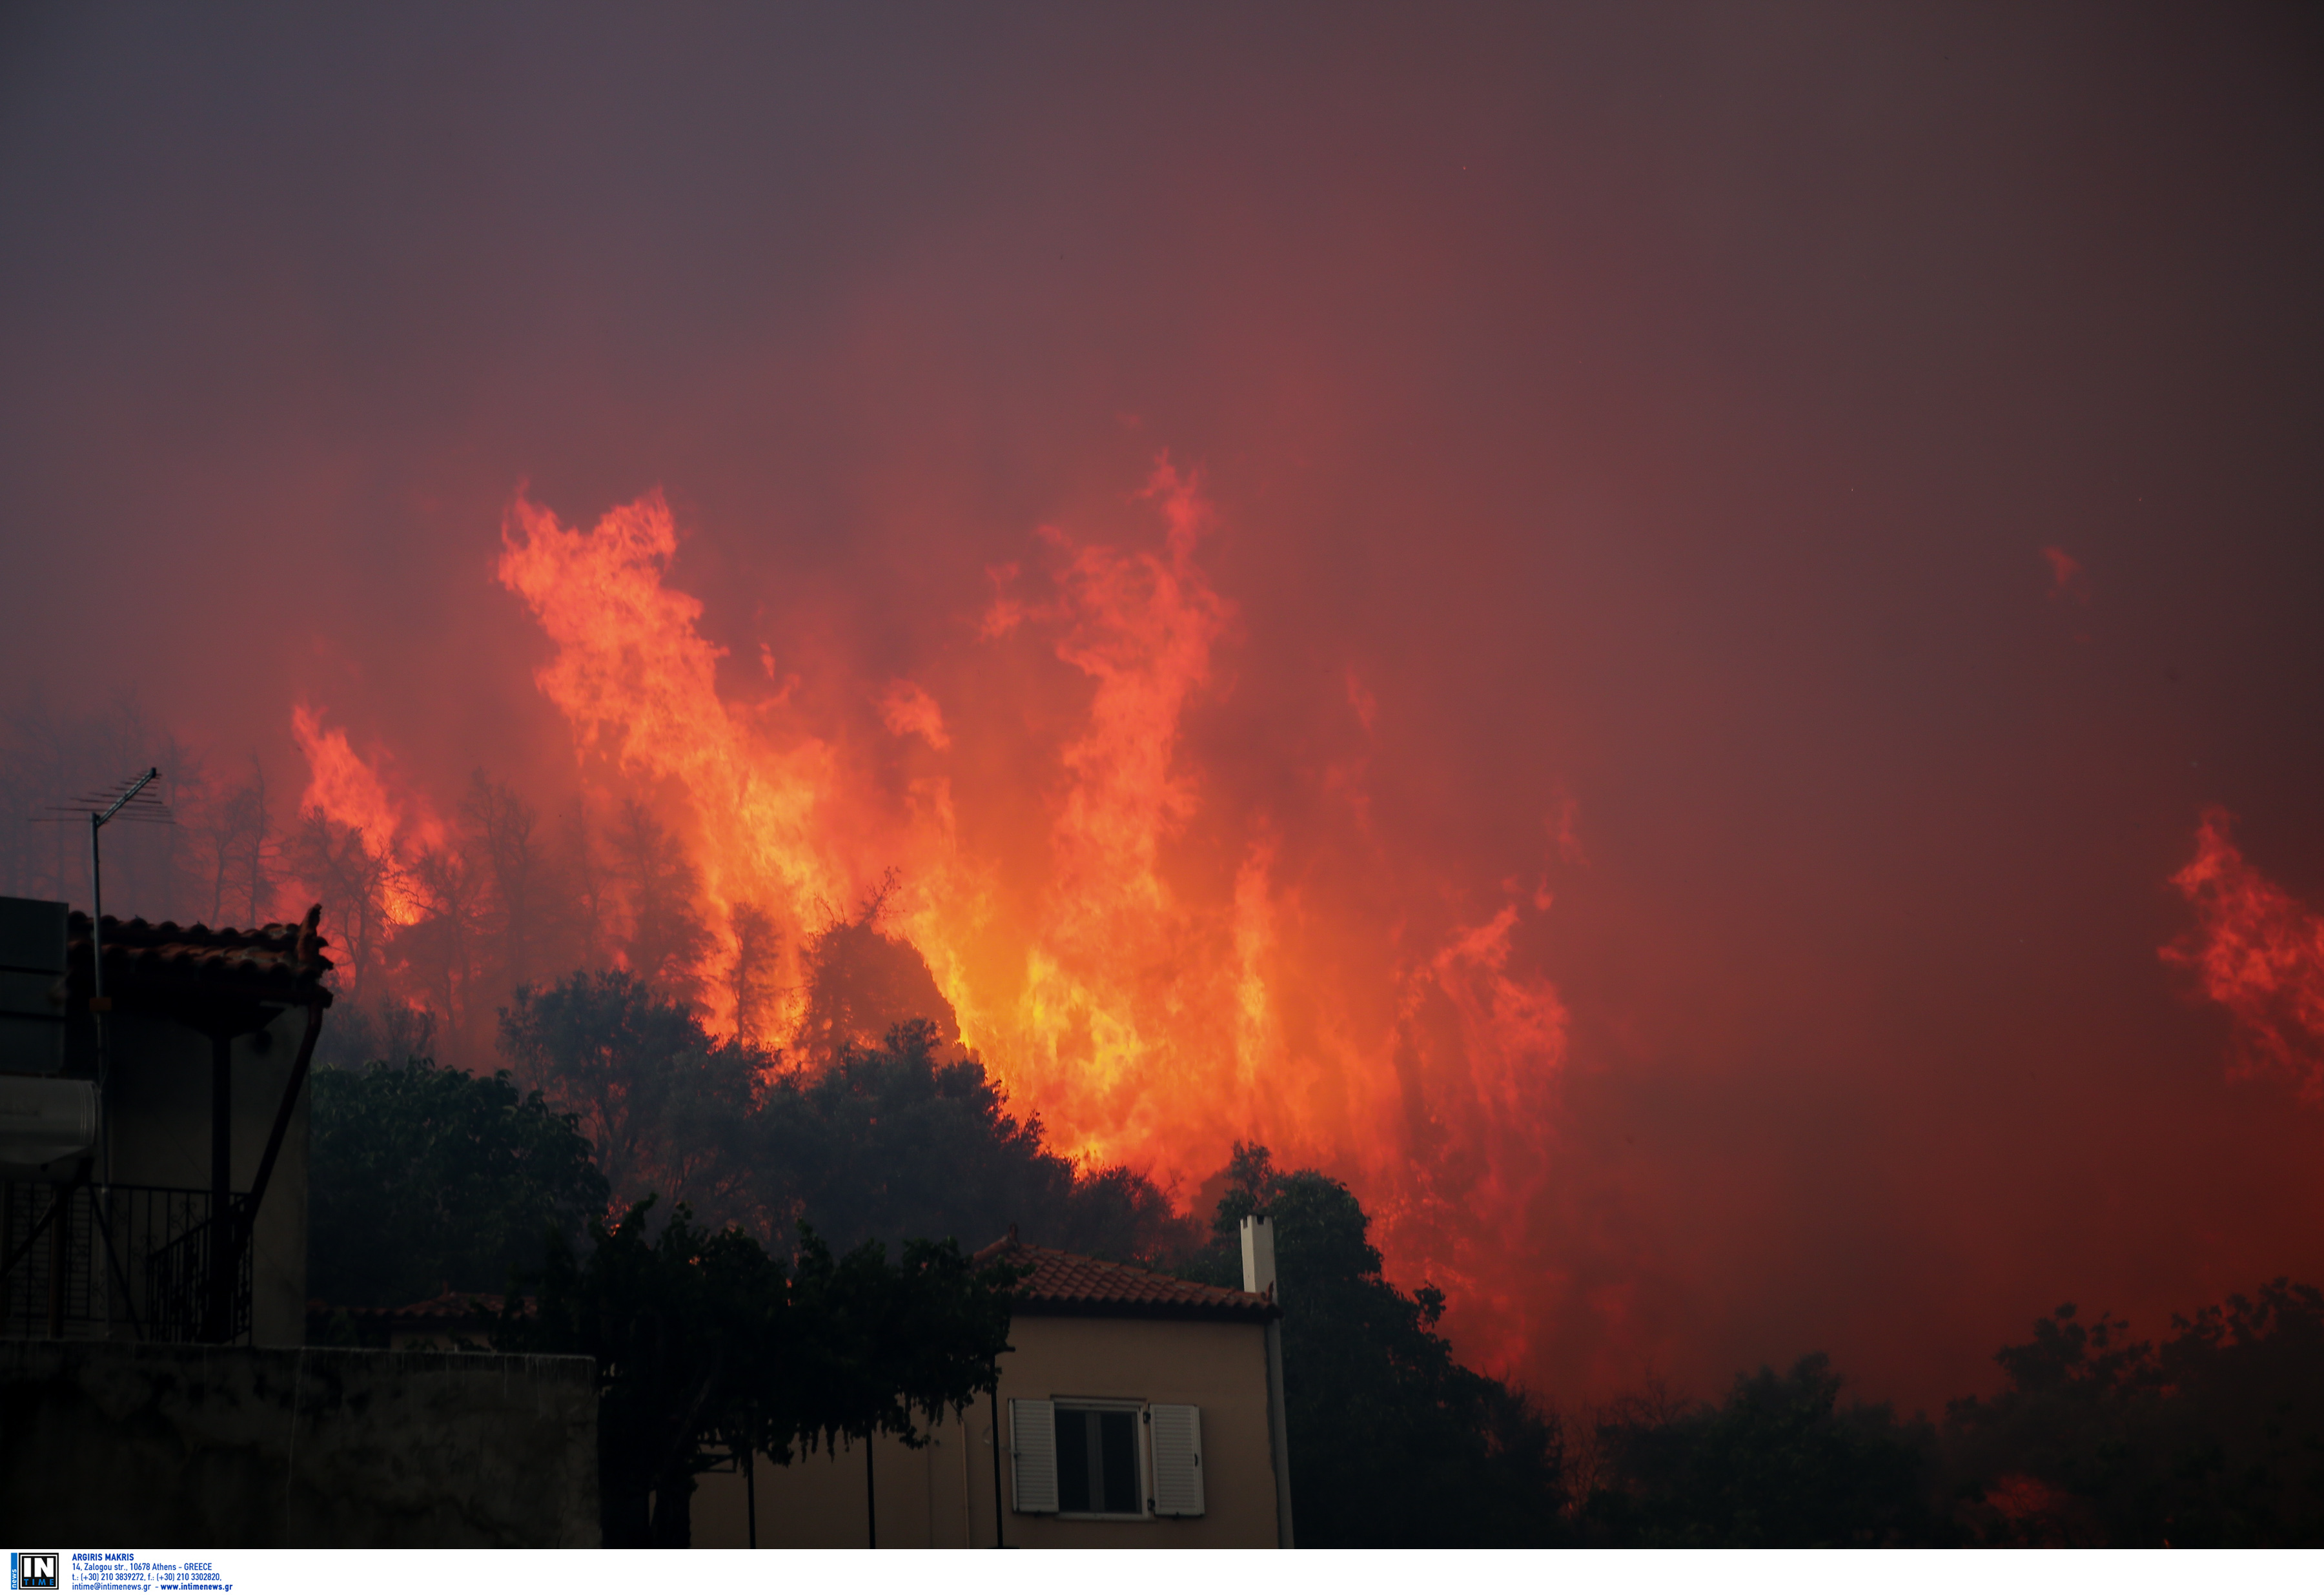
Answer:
[3,2,2323,1549]
[97,467,1585,1381]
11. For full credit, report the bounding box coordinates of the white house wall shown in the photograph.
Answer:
[693,1312,1281,1549]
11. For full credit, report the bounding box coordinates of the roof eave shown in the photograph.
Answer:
[1013,1297,1281,1325]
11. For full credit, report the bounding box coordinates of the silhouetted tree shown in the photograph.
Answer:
[783,1223,1025,1546]
[728,899,786,1049]
[290,813,401,1001]
[308,1057,609,1308]
[497,970,762,1227]
[187,754,281,926]
[560,801,613,968]
[1944,1281,2324,1546]
[312,997,437,1073]
[1580,1354,1939,1546]
[1181,1143,1571,1547]
[795,876,960,1064]
[756,1018,1196,1263]
[462,771,566,996]
[607,798,711,1002]
[500,1196,1019,1547]
[403,838,489,1031]
[496,979,1187,1260]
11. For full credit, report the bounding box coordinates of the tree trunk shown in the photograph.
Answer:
[602,1477,650,1548]
[651,1468,695,1548]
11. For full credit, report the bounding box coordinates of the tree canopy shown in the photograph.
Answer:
[754,1017,1197,1262]
[1943,1281,2324,1545]
[496,968,762,1225]
[1576,1355,1938,1546]
[307,1056,608,1308]
[494,975,1194,1263]
[1181,1143,1571,1547]
[496,1197,1021,1547]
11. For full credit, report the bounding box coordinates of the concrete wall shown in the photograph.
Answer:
[695,1312,1282,1549]
[1,1339,598,1546]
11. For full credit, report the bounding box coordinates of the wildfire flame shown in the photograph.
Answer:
[289,701,443,926]
[2163,805,2324,1099]
[291,461,1576,1372]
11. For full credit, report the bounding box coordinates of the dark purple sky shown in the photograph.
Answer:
[4,3,2321,1408]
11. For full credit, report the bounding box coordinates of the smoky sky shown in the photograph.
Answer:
[4,2,2322,1408]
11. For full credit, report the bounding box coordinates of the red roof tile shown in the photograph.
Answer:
[68,906,334,1010]
[973,1237,1278,1323]
[367,1290,518,1323]
[307,1292,517,1345]
[315,1250,1274,1338]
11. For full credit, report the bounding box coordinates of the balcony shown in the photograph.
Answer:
[0,1180,252,1344]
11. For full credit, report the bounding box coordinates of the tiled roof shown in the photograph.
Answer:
[316,1253,1276,1339]
[331,1290,520,1325]
[307,1292,518,1346]
[972,1237,1278,1324]
[68,905,334,1010]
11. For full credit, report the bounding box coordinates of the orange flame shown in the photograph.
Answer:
[496,487,860,1029]
[2163,806,2324,1100]
[309,460,1576,1370]
[289,701,443,926]
[946,460,1249,1167]
[876,680,951,750]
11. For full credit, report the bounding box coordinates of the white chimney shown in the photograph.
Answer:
[1239,1210,1295,1547]
[1239,1212,1278,1303]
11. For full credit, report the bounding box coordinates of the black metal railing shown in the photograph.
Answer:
[143,1195,254,1343]
[0,1181,251,1343]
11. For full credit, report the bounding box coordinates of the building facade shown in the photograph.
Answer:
[0,897,332,1348]
[693,1237,1290,1548]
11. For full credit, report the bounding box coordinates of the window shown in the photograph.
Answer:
[1056,1403,1142,1515]
[1010,1397,1205,1519]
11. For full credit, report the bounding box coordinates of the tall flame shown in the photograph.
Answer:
[2163,806,2324,1099]
[496,486,858,1029]
[294,463,1577,1372]
[289,701,443,926]
[945,461,1250,1166]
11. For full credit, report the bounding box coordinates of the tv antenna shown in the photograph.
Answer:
[40,766,172,1003]
[23,767,178,1337]
[36,767,172,1184]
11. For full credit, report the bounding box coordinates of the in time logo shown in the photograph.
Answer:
[10,1554,59,1592]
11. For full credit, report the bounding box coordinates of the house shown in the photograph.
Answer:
[0,896,332,1346]
[0,893,603,1547]
[693,1221,1295,1549]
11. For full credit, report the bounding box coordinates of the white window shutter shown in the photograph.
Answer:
[1147,1403,1205,1518]
[1011,1398,1059,1514]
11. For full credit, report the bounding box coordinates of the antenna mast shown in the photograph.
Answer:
[30,766,171,1341]
[39,767,170,1184]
